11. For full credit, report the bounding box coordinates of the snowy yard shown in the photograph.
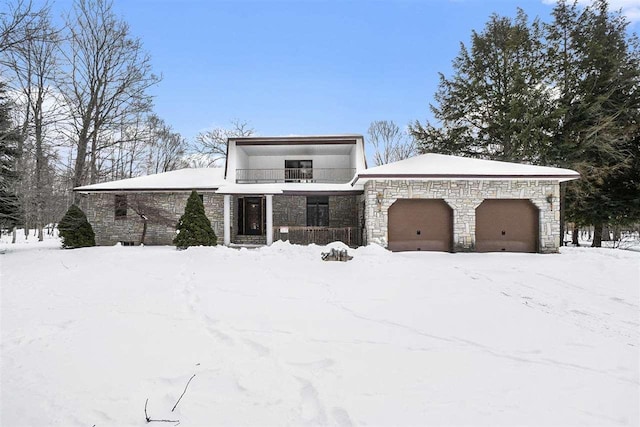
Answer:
[1,236,638,426]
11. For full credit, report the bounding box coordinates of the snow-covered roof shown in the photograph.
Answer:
[353,154,580,183]
[74,168,226,192]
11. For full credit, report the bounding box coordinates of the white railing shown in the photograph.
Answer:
[236,168,355,184]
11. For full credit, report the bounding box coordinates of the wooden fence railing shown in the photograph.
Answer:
[273,226,360,247]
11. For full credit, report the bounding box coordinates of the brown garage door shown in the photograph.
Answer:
[388,199,453,252]
[475,199,539,253]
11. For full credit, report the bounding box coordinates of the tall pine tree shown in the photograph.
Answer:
[410,9,555,163]
[0,82,21,230]
[547,0,640,246]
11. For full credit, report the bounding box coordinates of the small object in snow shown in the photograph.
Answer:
[321,248,353,262]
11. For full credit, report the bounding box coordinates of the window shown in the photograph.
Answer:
[115,195,127,219]
[307,196,329,226]
[285,160,313,182]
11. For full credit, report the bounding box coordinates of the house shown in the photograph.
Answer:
[75,134,579,253]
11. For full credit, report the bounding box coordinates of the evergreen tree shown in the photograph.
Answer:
[547,0,640,246]
[174,190,217,249]
[58,204,96,249]
[410,10,555,163]
[0,82,21,230]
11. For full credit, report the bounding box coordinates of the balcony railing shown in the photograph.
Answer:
[236,168,355,184]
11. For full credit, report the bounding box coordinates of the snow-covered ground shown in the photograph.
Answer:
[1,235,638,426]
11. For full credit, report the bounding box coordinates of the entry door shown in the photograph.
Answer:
[244,197,263,235]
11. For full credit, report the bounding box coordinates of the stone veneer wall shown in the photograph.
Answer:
[363,180,560,253]
[81,192,225,246]
[272,196,306,226]
[271,195,359,228]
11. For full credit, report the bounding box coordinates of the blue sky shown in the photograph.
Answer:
[58,1,640,142]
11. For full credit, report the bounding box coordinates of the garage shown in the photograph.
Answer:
[475,199,539,253]
[388,199,453,252]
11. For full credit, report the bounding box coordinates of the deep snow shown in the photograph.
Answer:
[1,235,638,426]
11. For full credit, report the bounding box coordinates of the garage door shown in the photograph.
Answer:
[475,199,539,253]
[388,199,453,252]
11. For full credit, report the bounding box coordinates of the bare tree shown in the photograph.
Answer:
[127,194,174,245]
[144,114,187,174]
[5,9,61,240]
[59,0,159,201]
[368,120,417,166]
[0,0,40,55]
[194,119,254,166]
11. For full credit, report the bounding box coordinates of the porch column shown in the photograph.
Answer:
[223,194,231,246]
[266,194,273,245]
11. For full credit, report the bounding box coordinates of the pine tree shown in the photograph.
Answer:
[410,9,555,163]
[547,0,640,246]
[0,82,21,230]
[173,190,217,249]
[58,204,96,249]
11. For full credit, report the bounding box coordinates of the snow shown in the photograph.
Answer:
[74,168,226,192]
[354,153,580,182]
[1,235,638,426]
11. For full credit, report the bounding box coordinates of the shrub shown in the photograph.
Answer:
[58,204,96,249]
[174,190,217,249]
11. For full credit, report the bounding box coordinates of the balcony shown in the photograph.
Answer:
[236,168,356,184]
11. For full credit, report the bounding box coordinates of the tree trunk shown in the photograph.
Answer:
[601,225,611,241]
[592,223,603,247]
[12,226,16,244]
[141,218,147,245]
[572,227,579,246]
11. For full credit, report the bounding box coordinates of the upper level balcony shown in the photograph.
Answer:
[236,168,356,184]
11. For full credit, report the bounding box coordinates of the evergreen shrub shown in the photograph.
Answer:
[174,190,217,249]
[58,204,96,249]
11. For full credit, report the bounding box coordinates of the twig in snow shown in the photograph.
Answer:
[171,374,196,412]
[144,398,179,424]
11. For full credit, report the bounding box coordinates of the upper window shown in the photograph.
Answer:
[307,196,329,226]
[285,160,313,182]
[115,195,127,219]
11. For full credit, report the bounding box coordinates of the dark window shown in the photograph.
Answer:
[115,195,127,219]
[285,160,313,182]
[307,196,329,226]
[199,194,204,203]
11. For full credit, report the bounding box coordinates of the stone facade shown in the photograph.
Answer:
[81,192,225,246]
[272,196,307,226]
[364,179,560,253]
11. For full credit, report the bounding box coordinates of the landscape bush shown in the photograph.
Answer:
[58,204,96,249]
[174,190,217,249]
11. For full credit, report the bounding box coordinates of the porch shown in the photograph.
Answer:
[221,193,362,247]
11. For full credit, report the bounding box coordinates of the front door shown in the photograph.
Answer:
[244,197,263,235]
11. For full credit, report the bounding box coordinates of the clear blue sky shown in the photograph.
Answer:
[53,0,640,142]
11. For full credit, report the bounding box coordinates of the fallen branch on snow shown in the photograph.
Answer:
[171,374,196,412]
[144,398,179,424]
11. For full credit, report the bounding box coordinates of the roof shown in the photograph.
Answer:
[74,168,226,192]
[229,135,363,145]
[353,154,580,183]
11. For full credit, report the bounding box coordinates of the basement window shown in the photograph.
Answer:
[115,195,127,219]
